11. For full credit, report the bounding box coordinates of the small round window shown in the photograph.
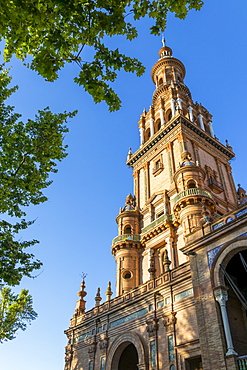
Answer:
[123,271,132,279]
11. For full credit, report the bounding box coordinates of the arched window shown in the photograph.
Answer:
[145,128,150,142]
[166,109,172,122]
[158,78,163,86]
[154,119,161,133]
[124,225,132,234]
[187,180,197,189]
[123,271,132,279]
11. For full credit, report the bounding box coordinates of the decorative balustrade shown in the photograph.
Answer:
[173,188,214,206]
[237,355,247,370]
[72,262,191,341]
[111,234,141,246]
[212,205,247,231]
[141,214,172,234]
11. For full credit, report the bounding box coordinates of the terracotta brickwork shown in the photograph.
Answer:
[65,45,247,370]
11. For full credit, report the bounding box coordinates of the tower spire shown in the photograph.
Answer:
[162,34,166,48]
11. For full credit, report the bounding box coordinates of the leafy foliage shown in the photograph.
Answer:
[0,64,77,288]
[0,287,37,342]
[0,0,203,110]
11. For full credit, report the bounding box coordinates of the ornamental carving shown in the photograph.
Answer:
[85,336,97,358]
[146,318,159,337]
[64,344,73,370]
[163,311,177,332]
[99,333,109,352]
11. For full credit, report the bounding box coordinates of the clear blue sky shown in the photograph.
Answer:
[1,1,247,369]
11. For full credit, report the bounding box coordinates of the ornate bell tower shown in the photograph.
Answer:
[112,44,237,293]
[65,43,247,370]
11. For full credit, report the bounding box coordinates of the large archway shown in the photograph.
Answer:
[118,343,138,370]
[211,238,247,356]
[106,332,148,370]
[224,250,247,355]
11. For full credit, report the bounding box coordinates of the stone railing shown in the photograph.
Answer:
[212,204,247,231]
[173,188,214,206]
[237,355,247,370]
[71,262,191,332]
[208,176,224,190]
[111,234,141,246]
[141,214,172,234]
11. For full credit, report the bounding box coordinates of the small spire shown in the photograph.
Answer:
[127,147,132,161]
[162,34,166,48]
[74,279,87,316]
[105,282,113,301]
[95,287,102,307]
[163,249,171,272]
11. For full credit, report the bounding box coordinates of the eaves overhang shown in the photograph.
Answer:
[126,116,235,167]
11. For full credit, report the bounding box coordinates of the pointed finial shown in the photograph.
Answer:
[163,249,171,272]
[95,287,102,307]
[162,34,166,48]
[74,278,87,316]
[105,282,113,301]
[127,147,132,161]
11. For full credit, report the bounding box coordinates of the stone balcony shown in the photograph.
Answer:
[111,234,141,246]
[173,188,214,209]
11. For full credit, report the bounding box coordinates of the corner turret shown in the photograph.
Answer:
[111,194,143,295]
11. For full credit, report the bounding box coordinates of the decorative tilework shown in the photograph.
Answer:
[150,340,156,367]
[110,307,148,328]
[168,335,175,362]
[100,357,105,370]
[174,288,193,302]
[207,244,225,268]
[157,300,164,308]
[74,331,91,343]
[212,221,224,231]
[207,231,247,268]
[236,208,247,218]
[240,232,247,237]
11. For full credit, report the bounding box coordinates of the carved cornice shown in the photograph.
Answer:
[127,116,234,168]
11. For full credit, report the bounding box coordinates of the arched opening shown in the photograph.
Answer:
[158,78,163,86]
[187,180,197,189]
[124,225,132,234]
[118,344,138,370]
[166,109,172,122]
[154,119,161,133]
[106,332,147,370]
[145,128,150,142]
[225,250,247,355]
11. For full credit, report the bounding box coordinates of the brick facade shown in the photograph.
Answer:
[64,46,247,370]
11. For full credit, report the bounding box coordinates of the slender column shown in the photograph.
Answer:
[163,68,167,84]
[198,114,205,130]
[188,106,194,121]
[224,163,238,204]
[159,109,165,126]
[144,163,150,201]
[177,98,182,110]
[214,289,238,356]
[171,99,176,117]
[139,127,144,146]
[150,119,154,137]
[208,121,214,137]
[133,170,140,208]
